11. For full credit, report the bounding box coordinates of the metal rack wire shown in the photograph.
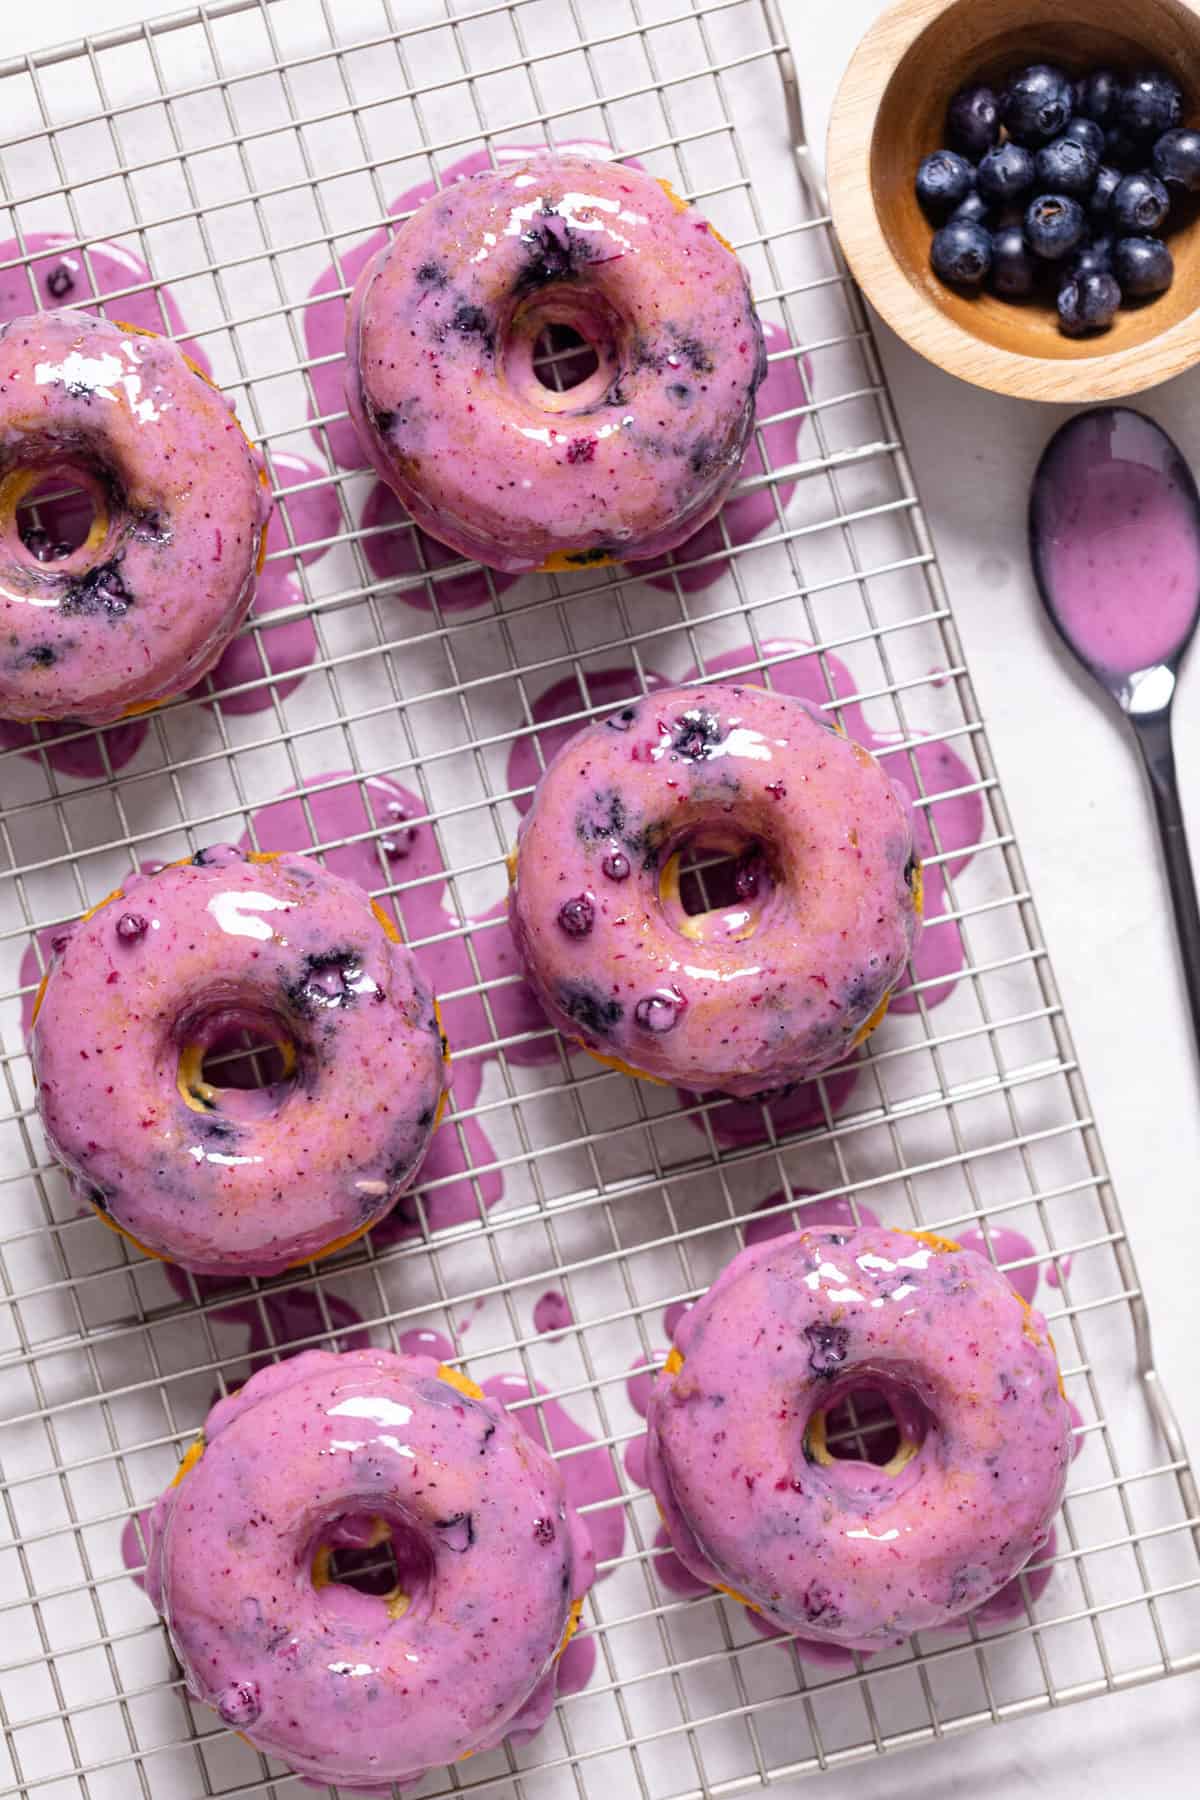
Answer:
[0,1,1197,1796]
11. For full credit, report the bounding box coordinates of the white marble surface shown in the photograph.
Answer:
[4,0,1199,1792]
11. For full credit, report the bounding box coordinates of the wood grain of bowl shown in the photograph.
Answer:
[828,0,1200,401]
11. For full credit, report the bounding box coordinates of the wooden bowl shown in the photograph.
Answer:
[828,0,1200,401]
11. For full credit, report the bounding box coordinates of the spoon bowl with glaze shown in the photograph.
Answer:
[1030,407,1200,1053]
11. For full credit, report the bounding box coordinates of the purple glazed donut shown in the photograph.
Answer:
[144,1348,595,1791]
[31,848,448,1275]
[645,1225,1072,1648]
[0,309,270,724]
[508,681,922,1096]
[345,152,765,573]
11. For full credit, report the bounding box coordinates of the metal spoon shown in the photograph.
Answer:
[1030,407,1200,1056]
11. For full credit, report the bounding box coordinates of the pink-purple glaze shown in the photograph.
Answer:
[743,1190,881,1250]
[483,1372,625,1574]
[0,238,210,772]
[360,476,518,613]
[237,773,504,1241]
[534,1290,573,1336]
[663,1299,693,1342]
[344,153,764,574]
[0,314,265,722]
[681,641,983,1017]
[1032,408,1200,678]
[957,1225,1042,1306]
[206,448,332,714]
[304,143,626,473]
[626,1354,664,1420]
[652,1523,710,1597]
[509,665,670,818]
[0,310,270,723]
[623,1434,649,1489]
[32,848,447,1274]
[143,1348,595,1790]
[641,322,811,593]
[0,232,213,376]
[509,681,921,1095]
[645,1225,1071,1648]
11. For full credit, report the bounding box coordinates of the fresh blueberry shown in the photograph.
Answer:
[1001,64,1075,147]
[1119,70,1183,140]
[1063,116,1106,160]
[1113,234,1175,297]
[1034,135,1100,195]
[930,218,993,287]
[1075,68,1121,127]
[1153,126,1200,191]
[977,141,1036,202]
[950,190,992,227]
[1057,270,1122,335]
[990,224,1038,297]
[1112,171,1170,233]
[915,149,976,219]
[1024,194,1087,261]
[1090,163,1123,220]
[1068,234,1115,280]
[1104,125,1145,170]
[946,83,1000,159]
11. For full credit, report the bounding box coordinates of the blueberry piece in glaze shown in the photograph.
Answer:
[191,844,245,867]
[217,1681,261,1727]
[671,707,723,760]
[605,705,638,732]
[634,988,686,1033]
[803,1320,849,1377]
[601,851,630,882]
[557,894,595,938]
[116,912,148,941]
[558,983,623,1038]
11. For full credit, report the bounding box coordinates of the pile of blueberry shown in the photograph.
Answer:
[916,64,1199,335]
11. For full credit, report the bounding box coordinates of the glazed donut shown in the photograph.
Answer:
[346,152,765,573]
[31,847,447,1275]
[645,1225,1071,1647]
[0,309,270,724]
[508,681,921,1096]
[144,1347,595,1789]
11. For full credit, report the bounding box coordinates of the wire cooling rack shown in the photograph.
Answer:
[0,1,1198,1796]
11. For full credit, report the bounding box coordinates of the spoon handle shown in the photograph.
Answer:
[1131,708,1200,1058]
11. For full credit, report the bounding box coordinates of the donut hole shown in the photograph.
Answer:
[532,322,600,392]
[660,832,776,944]
[505,288,623,415]
[3,462,108,567]
[176,1004,300,1121]
[312,1513,435,1623]
[806,1379,930,1477]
